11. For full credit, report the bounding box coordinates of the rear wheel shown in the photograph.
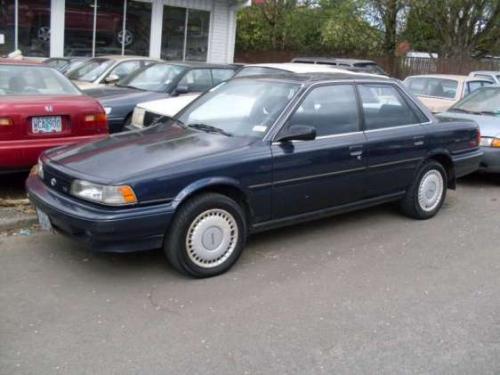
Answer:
[164,193,247,277]
[400,161,447,219]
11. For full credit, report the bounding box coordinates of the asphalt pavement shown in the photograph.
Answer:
[1,174,499,374]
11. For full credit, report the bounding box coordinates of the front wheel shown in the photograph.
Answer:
[164,193,247,277]
[400,161,447,220]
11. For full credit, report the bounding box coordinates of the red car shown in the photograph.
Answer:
[0,60,108,172]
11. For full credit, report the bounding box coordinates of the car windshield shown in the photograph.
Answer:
[450,87,500,115]
[177,79,301,138]
[0,65,81,96]
[67,58,114,82]
[405,77,458,99]
[118,64,185,92]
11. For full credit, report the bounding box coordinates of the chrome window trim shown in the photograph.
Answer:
[363,121,432,133]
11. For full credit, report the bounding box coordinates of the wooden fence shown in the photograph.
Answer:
[235,51,500,79]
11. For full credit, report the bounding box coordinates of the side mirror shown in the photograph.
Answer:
[276,125,316,142]
[175,84,189,95]
[105,74,120,84]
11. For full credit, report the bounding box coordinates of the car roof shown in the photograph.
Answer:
[405,74,493,82]
[292,57,377,64]
[95,55,160,61]
[470,70,500,74]
[0,58,40,66]
[235,72,391,85]
[155,61,236,69]
[244,63,388,79]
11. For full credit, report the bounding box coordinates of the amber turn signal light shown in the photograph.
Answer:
[118,186,138,204]
[492,138,500,148]
[84,113,107,123]
[0,117,13,126]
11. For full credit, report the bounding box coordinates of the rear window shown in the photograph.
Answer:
[67,58,114,82]
[405,77,458,99]
[0,65,81,96]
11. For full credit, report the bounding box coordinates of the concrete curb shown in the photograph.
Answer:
[0,207,37,233]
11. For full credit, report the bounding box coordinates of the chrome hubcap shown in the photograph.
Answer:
[186,209,238,268]
[418,169,444,212]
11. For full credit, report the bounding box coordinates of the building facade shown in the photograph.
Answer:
[0,0,248,63]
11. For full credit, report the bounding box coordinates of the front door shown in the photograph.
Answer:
[271,84,367,219]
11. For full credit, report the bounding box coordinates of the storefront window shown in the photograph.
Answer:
[161,6,186,61]
[65,0,151,57]
[65,0,94,56]
[186,9,209,61]
[161,6,210,62]
[17,0,51,57]
[0,0,15,56]
[125,0,151,56]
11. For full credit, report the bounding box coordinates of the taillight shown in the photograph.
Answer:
[84,113,107,124]
[0,117,13,126]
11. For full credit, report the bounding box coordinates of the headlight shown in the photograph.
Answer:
[104,107,112,115]
[132,107,145,127]
[30,159,44,178]
[480,137,500,148]
[70,180,137,205]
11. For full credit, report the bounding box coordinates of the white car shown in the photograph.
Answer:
[129,63,385,129]
[469,71,500,85]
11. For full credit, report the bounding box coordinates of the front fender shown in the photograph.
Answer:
[172,176,245,209]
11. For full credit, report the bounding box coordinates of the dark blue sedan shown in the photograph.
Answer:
[27,73,482,277]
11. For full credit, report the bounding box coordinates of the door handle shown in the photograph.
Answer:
[413,136,425,146]
[349,145,363,158]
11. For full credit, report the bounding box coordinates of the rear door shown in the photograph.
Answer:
[359,83,429,198]
[271,84,367,218]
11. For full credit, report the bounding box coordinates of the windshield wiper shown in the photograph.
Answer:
[478,111,498,116]
[449,108,473,114]
[187,123,232,137]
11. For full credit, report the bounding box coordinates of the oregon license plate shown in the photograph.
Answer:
[32,116,62,134]
[36,208,52,231]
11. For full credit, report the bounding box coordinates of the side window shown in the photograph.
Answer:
[179,69,213,92]
[288,85,359,137]
[211,69,235,85]
[108,61,141,80]
[359,84,420,130]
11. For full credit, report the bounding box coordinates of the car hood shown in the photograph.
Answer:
[84,87,171,106]
[44,123,255,183]
[73,81,102,90]
[438,112,500,137]
[138,94,200,117]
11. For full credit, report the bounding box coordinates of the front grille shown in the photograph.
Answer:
[42,164,73,196]
[143,111,165,127]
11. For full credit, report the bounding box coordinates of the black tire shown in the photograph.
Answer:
[400,161,447,220]
[164,193,247,278]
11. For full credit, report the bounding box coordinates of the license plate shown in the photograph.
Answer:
[132,108,145,128]
[36,208,52,231]
[32,116,62,134]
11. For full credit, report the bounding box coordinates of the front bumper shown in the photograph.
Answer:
[479,146,500,173]
[26,175,175,252]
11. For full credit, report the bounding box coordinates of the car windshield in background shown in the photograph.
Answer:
[450,87,500,115]
[67,58,114,82]
[177,79,300,138]
[118,64,185,92]
[405,77,458,99]
[354,63,385,74]
[234,67,285,77]
[0,66,81,96]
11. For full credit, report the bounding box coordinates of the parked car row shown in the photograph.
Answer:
[0,55,497,278]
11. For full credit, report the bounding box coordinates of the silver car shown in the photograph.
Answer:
[439,86,500,173]
[67,55,159,90]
